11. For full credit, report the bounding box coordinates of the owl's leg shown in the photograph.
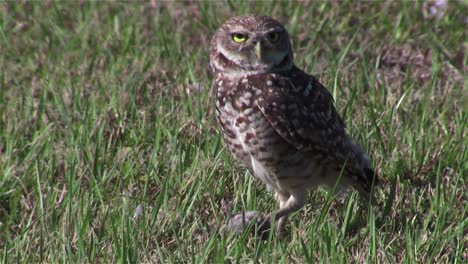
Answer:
[273,190,306,234]
[274,191,291,233]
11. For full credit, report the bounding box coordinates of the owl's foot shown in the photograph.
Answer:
[224,211,271,239]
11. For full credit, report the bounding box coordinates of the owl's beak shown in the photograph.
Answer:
[254,42,263,61]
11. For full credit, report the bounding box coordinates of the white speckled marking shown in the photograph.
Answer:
[244,108,253,115]
[239,96,251,106]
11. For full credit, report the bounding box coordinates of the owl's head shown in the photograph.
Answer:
[210,16,294,76]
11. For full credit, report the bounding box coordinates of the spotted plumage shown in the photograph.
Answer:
[210,15,377,233]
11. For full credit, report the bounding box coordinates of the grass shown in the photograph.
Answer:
[1,1,466,262]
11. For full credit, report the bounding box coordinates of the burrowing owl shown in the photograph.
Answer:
[210,15,377,233]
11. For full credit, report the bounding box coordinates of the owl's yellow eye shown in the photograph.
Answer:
[232,33,248,43]
[267,32,280,42]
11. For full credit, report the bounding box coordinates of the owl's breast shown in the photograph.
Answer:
[214,75,301,191]
[214,76,264,174]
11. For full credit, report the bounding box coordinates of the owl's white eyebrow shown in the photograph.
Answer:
[227,27,283,34]
[254,29,286,35]
[266,27,284,33]
[228,27,249,33]
[270,26,284,30]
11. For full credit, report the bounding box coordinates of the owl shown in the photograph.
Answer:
[210,15,377,234]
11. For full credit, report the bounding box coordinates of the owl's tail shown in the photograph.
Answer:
[346,136,379,199]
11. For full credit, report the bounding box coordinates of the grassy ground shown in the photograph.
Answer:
[1,1,467,263]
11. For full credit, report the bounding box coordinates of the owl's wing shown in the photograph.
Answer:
[256,70,376,194]
[256,72,368,178]
[257,75,346,154]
